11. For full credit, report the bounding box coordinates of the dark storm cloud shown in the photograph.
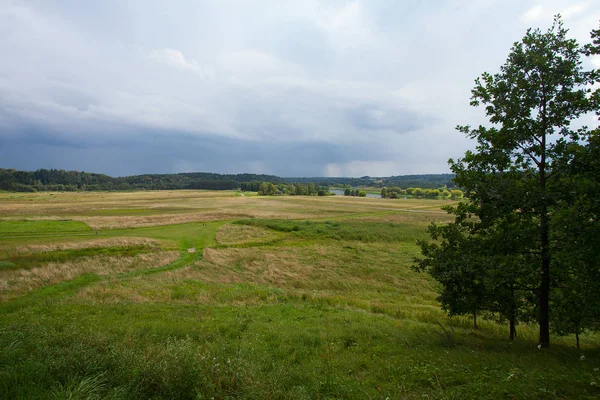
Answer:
[1,0,598,176]
[0,125,391,177]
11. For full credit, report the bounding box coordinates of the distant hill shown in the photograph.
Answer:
[382,174,456,189]
[0,168,455,192]
[283,174,456,189]
[0,169,282,192]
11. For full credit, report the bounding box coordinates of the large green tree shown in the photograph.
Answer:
[419,17,597,347]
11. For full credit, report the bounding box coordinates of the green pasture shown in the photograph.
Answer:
[0,192,598,399]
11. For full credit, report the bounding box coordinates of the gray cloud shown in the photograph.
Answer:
[1,0,599,177]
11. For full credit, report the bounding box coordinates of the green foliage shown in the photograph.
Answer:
[418,16,600,347]
[285,174,456,188]
[0,169,286,192]
[449,189,463,199]
[253,181,330,196]
[550,134,600,347]
[1,168,461,193]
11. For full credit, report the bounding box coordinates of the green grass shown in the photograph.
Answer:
[0,220,92,236]
[0,192,599,399]
[0,261,16,270]
[1,302,599,399]
[101,220,226,249]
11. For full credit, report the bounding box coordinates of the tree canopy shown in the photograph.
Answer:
[416,16,599,347]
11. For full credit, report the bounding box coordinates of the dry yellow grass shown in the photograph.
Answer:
[199,244,435,297]
[14,237,161,253]
[202,247,312,286]
[0,190,457,229]
[74,242,439,319]
[75,280,153,304]
[215,224,280,245]
[0,251,179,300]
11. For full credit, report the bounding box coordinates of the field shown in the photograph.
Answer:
[1,190,598,399]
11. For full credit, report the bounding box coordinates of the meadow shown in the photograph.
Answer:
[0,190,598,399]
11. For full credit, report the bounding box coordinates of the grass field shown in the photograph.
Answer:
[1,190,599,399]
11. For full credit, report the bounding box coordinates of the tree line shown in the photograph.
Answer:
[0,169,282,192]
[1,168,459,193]
[416,17,600,348]
[284,174,456,189]
[381,187,463,199]
[241,181,330,196]
[344,188,367,197]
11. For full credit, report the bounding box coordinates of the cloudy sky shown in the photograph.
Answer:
[1,0,599,177]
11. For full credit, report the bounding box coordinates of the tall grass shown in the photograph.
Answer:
[236,218,429,243]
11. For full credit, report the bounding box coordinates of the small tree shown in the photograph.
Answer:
[449,189,463,200]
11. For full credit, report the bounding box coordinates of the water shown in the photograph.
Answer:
[329,189,381,199]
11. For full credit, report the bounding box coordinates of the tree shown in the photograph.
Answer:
[258,182,268,195]
[550,132,600,348]
[417,202,538,338]
[419,16,596,347]
[417,204,489,330]
[449,189,463,200]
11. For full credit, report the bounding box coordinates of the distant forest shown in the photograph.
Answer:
[286,174,457,189]
[0,168,455,192]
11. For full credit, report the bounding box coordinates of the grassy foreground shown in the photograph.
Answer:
[0,191,599,399]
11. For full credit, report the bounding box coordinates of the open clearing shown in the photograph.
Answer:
[0,190,598,399]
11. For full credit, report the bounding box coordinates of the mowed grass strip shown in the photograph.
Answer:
[0,220,92,236]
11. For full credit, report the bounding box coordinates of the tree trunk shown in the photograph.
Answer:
[576,331,580,349]
[509,318,517,341]
[473,311,478,330]
[539,207,550,348]
[538,115,550,348]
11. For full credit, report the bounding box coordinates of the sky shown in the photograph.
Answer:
[1,0,599,177]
